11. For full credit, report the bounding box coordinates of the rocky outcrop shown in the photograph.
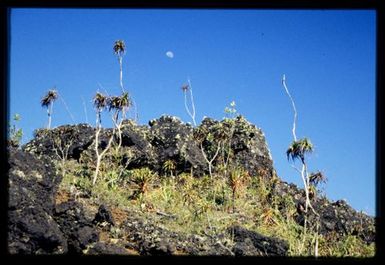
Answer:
[8,148,99,254]
[272,180,375,244]
[22,115,275,178]
[54,200,99,253]
[7,147,288,255]
[23,124,95,161]
[8,115,375,255]
[229,226,289,256]
[148,116,207,175]
[197,116,274,178]
[8,148,67,254]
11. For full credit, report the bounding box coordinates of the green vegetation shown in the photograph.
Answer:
[8,113,23,147]
[56,144,374,257]
[113,39,126,93]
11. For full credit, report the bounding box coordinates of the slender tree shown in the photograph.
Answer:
[286,137,315,213]
[194,126,221,179]
[113,40,135,121]
[108,92,131,149]
[281,75,320,257]
[113,40,126,93]
[282,74,297,141]
[182,79,197,126]
[93,92,108,128]
[92,92,115,186]
[41,89,58,129]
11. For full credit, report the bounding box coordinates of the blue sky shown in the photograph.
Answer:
[9,9,376,216]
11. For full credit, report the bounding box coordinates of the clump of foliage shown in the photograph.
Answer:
[8,114,23,147]
[163,160,176,177]
[227,167,249,213]
[113,39,126,93]
[129,167,157,200]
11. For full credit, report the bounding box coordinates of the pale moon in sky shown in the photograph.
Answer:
[166,51,174,58]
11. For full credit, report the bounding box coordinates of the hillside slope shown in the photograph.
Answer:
[7,115,375,256]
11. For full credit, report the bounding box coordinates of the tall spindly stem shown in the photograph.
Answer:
[282,74,297,141]
[183,78,197,126]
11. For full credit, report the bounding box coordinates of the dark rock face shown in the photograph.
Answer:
[8,148,99,254]
[23,124,94,161]
[198,116,274,178]
[119,120,157,170]
[21,115,275,178]
[122,217,180,255]
[54,200,99,253]
[316,199,375,244]
[93,205,115,226]
[228,226,289,256]
[85,242,129,255]
[272,181,375,244]
[9,116,376,255]
[148,116,207,176]
[8,148,67,254]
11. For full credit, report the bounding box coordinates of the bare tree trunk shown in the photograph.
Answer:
[47,103,53,129]
[200,142,221,179]
[282,74,297,141]
[119,56,124,93]
[93,155,102,186]
[187,79,196,125]
[112,111,123,150]
[183,78,197,126]
[283,74,319,256]
[184,91,196,126]
[93,126,115,185]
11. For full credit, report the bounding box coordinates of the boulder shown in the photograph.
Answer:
[20,116,275,179]
[149,115,207,175]
[8,148,67,254]
[197,116,275,178]
[54,200,99,253]
[272,180,375,244]
[228,225,289,256]
[23,124,95,161]
[93,205,115,226]
[85,242,130,255]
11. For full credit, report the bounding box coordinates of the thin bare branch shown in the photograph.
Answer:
[282,74,297,141]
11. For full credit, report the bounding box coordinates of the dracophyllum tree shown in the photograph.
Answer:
[41,89,58,129]
[282,74,320,257]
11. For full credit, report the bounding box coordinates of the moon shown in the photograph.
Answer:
[166,51,174,58]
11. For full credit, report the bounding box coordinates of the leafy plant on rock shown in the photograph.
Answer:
[129,168,156,201]
[228,167,249,213]
[163,159,176,178]
[8,114,23,147]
